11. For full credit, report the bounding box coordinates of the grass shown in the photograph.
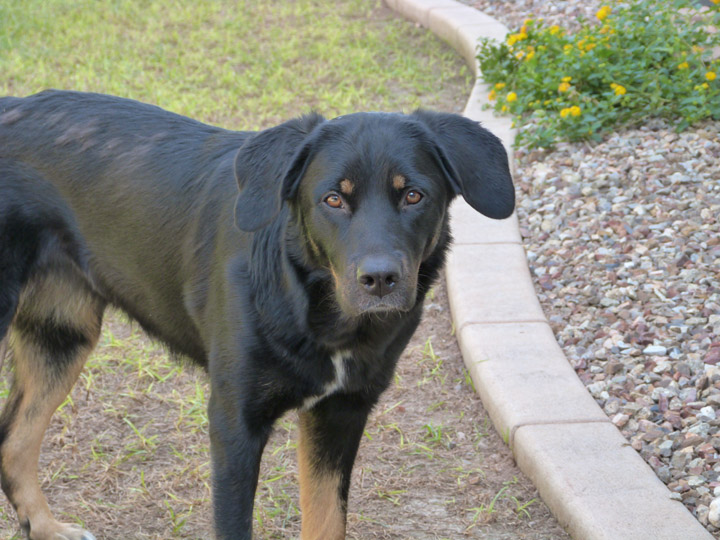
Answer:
[0,0,469,128]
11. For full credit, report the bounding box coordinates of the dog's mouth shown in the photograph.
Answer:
[335,285,417,318]
[359,299,411,314]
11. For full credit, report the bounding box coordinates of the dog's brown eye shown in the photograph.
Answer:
[405,190,423,205]
[324,194,344,209]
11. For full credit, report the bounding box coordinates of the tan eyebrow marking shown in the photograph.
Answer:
[392,174,406,190]
[340,179,354,195]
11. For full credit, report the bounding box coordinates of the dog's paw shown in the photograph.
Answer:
[52,526,96,540]
[54,529,96,540]
[29,523,96,540]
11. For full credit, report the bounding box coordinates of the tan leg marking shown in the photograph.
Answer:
[297,412,346,540]
[1,273,102,540]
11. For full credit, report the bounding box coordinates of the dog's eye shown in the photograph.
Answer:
[404,190,423,205]
[324,193,344,209]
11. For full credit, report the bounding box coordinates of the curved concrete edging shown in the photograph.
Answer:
[383,1,713,538]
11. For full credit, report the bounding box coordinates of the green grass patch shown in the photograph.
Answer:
[0,0,469,128]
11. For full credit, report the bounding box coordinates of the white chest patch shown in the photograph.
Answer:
[301,350,351,411]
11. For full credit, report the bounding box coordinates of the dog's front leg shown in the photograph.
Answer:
[207,387,274,540]
[297,394,373,540]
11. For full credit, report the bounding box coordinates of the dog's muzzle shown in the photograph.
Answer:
[356,254,402,299]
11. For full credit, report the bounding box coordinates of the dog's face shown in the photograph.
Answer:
[290,115,452,316]
[233,111,514,318]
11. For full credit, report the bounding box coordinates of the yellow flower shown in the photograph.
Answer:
[562,76,572,83]
[563,44,573,54]
[501,105,508,112]
[507,32,528,46]
[515,51,526,60]
[488,89,497,101]
[558,81,571,93]
[678,62,689,70]
[707,71,717,81]
[525,51,536,61]
[585,43,597,52]
[507,92,518,102]
[549,25,561,35]
[612,84,627,96]
[596,6,611,21]
[494,82,506,90]
[695,83,710,91]
[560,106,582,119]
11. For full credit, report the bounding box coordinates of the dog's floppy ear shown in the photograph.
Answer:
[234,114,325,231]
[412,110,514,219]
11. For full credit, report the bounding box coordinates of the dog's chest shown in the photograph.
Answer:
[301,350,351,410]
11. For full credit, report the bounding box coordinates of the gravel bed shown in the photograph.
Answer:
[460,0,720,534]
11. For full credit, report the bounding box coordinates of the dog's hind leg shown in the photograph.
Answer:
[0,270,104,540]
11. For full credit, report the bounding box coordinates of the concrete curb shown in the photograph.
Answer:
[384,0,713,538]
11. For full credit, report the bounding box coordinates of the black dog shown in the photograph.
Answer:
[0,90,513,540]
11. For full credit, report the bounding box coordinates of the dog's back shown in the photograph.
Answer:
[0,91,254,362]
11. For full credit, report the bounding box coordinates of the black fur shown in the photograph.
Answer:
[0,90,513,539]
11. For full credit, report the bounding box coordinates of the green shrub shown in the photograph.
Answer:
[477,0,720,148]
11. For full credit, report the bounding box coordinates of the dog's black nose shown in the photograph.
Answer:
[357,256,402,298]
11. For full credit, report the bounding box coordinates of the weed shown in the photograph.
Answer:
[164,499,189,535]
[502,427,511,446]
[466,485,508,527]
[463,368,477,392]
[376,488,407,506]
[123,417,158,451]
[511,495,538,519]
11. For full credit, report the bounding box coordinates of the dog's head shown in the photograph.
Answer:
[233,110,513,317]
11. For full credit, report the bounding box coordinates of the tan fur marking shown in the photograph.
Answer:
[16,273,103,338]
[298,413,346,540]
[0,272,102,539]
[2,334,98,539]
[392,174,406,190]
[340,179,354,196]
